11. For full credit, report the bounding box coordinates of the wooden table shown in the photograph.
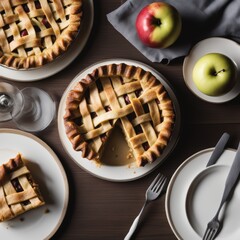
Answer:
[1,1,240,239]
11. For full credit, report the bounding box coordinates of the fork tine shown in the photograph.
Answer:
[148,173,161,190]
[152,175,164,191]
[203,230,209,240]
[155,176,167,193]
[210,229,218,240]
[203,228,217,240]
[203,228,211,240]
[208,229,215,240]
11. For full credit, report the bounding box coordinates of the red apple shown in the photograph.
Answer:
[136,2,182,48]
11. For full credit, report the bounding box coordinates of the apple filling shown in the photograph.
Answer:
[11,178,31,206]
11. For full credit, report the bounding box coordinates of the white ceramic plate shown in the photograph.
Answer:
[183,37,240,103]
[0,129,69,240]
[165,148,240,240]
[0,0,94,82]
[58,59,181,182]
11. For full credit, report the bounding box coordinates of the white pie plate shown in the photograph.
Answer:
[0,128,69,240]
[183,37,240,103]
[0,0,94,82]
[165,148,240,240]
[58,59,181,182]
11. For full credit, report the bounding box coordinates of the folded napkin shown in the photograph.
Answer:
[107,0,240,63]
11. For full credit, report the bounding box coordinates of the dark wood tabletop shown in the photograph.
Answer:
[1,1,240,239]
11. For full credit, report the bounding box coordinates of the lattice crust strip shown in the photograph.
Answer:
[0,0,82,69]
[0,154,45,222]
[64,64,175,166]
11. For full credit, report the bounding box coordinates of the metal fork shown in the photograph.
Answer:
[124,173,168,240]
[202,142,240,240]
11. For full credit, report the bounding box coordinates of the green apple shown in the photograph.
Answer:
[192,53,237,96]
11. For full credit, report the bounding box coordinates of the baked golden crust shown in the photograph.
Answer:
[64,63,175,166]
[0,154,45,222]
[0,0,82,69]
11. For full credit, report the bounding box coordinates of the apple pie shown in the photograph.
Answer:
[64,63,175,166]
[0,154,45,222]
[0,0,82,69]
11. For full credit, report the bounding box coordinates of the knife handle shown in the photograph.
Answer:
[206,132,230,167]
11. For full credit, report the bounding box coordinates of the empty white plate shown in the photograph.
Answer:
[166,148,240,240]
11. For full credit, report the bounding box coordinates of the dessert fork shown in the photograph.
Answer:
[124,173,167,240]
[202,142,240,240]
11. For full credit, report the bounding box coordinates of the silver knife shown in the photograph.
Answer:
[206,132,230,167]
[221,141,240,204]
[202,142,240,240]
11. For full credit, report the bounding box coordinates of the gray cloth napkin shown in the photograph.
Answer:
[107,0,240,63]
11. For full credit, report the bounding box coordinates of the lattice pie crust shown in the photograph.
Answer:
[0,0,82,69]
[0,154,45,222]
[64,64,175,166]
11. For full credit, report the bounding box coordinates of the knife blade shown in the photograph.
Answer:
[202,141,240,240]
[221,141,240,203]
[206,132,230,167]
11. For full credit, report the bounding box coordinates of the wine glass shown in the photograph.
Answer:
[0,82,56,132]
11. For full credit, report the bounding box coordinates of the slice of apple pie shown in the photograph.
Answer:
[0,154,45,222]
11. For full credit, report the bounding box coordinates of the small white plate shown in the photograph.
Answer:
[165,148,240,240]
[0,129,69,240]
[0,0,94,82]
[58,59,181,182]
[183,37,240,103]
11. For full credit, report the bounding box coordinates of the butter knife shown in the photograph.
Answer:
[202,142,240,240]
[206,132,230,167]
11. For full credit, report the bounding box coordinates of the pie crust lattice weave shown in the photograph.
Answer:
[64,63,175,166]
[0,0,82,69]
[0,154,45,222]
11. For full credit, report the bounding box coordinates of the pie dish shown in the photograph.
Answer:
[0,154,45,222]
[64,63,175,167]
[0,0,93,81]
[0,0,82,69]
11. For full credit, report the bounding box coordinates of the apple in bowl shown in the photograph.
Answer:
[192,53,237,96]
[135,2,182,48]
